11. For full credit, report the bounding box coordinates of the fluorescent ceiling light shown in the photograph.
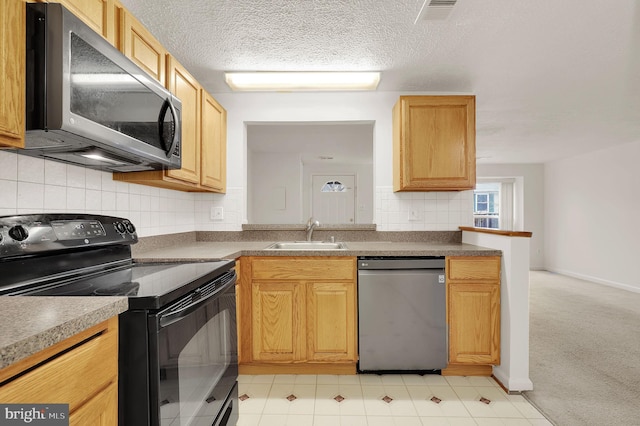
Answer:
[225,72,381,91]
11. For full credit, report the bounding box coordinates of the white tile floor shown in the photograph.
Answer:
[238,374,552,426]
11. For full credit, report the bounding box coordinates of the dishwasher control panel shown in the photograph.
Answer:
[357,256,445,270]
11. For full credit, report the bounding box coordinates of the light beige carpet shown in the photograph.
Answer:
[525,271,640,425]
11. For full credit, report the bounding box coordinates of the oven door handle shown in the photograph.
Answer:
[159,274,236,329]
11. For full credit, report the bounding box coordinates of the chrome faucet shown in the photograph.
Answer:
[306,217,320,241]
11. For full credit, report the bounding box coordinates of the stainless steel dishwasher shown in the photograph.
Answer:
[358,256,447,373]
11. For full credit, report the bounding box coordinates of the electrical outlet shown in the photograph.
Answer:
[211,207,224,220]
[408,210,420,221]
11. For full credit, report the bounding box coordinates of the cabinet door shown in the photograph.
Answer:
[57,0,116,45]
[0,0,24,148]
[166,56,201,185]
[0,318,118,422]
[119,8,166,83]
[200,91,227,192]
[393,95,475,191]
[306,281,357,362]
[251,281,305,362]
[70,381,117,426]
[448,282,500,364]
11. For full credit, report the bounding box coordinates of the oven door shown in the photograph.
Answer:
[150,275,238,426]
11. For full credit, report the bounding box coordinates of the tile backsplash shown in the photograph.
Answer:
[375,186,473,231]
[0,151,244,237]
[0,151,473,236]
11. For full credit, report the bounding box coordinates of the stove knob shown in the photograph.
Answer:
[114,222,126,234]
[124,221,136,234]
[9,225,29,241]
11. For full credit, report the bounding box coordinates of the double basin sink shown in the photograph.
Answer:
[264,241,348,250]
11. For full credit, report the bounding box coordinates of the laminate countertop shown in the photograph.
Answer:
[0,296,128,369]
[0,240,499,371]
[133,240,501,262]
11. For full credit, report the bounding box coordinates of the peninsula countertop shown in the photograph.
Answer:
[132,240,501,262]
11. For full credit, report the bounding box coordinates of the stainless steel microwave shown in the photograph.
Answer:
[20,3,182,172]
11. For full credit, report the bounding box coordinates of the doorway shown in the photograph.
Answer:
[311,175,356,223]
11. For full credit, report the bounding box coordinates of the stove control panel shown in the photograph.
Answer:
[0,214,138,258]
[52,220,107,240]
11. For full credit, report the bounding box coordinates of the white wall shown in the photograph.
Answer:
[462,230,533,392]
[477,163,545,269]
[248,151,303,223]
[544,140,640,292]
[214,91,474,231]
[302,162,374,224]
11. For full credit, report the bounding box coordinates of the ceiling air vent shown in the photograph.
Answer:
[415,0,458,22]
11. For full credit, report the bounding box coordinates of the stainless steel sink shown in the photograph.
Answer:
[264,241,348,250]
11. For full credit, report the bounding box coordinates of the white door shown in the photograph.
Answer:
[311,175,356,223]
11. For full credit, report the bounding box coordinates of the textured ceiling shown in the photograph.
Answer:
[118,0,640,164]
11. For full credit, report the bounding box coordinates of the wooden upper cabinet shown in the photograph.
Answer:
[114,57,218,191]
[56,0,116,45]
[393,95,476,191]
[117,6,166,84]
[200,91,227,192]
[37,0,228,193]
[0,0,25,148]
[165,56,201,185]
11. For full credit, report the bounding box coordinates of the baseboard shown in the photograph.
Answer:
[492,368,533,392]
[545,267,640,294]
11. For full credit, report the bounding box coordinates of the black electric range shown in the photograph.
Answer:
[0,214,238,426]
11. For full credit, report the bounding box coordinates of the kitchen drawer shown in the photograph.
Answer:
[0,318,117,411]
[251,257,356,281]
[447,256,501,281]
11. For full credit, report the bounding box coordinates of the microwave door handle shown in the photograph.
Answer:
[159,97,180,158]
[158,275,236,329]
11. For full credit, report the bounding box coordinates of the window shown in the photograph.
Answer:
[474,183,500,229]
[473,179,516,230]
[321,180,347,193]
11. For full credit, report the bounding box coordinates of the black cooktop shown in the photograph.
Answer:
[0,214,236,310]
[10,260,235,310]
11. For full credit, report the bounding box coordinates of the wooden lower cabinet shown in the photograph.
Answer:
[70,381,118,426]
[252,280,304,363]
[239,256,357,374]
[307,281,356,362]
[444,256,501,376]
[0,317,119,425]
